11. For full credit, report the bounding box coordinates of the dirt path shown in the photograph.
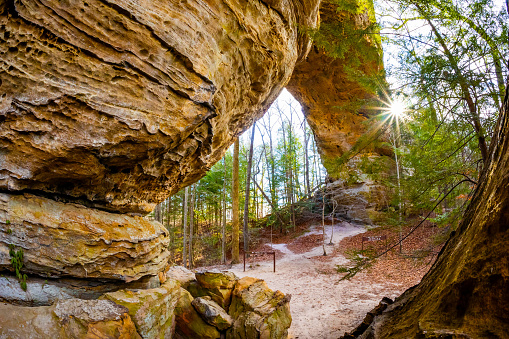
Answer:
[224,222,415,339]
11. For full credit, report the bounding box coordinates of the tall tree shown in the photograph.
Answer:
[154,203,162,224]
[221,157,227,264]
[243,123,256,254]
[303,126,311,196]
[188,184,196,268]
[231,138,240,263]
[182,186,189,268]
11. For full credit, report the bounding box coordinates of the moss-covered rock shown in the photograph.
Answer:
[227,277,292,339]
[193,271,239,311]
[174,288,221,339]
[0,298,141,339]
[100,279,181,338]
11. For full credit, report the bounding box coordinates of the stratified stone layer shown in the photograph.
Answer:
[0,0,320,214]
[0,193,169,281]
[0,298,141,339]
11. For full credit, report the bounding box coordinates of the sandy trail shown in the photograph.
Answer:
[225,222,409,339]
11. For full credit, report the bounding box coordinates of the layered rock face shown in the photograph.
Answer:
[0,0,322,301]
[0,0,320,214]
[0,193,169,281]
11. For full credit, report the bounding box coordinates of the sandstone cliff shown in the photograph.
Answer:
[0,0,320,214]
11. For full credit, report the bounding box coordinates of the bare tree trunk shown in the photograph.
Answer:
[322,190,327,256]
[166,197,172,263]
[188,184,195,268]
[304,127,311,196]
[231,138,240,263]
[329,199,336,245]
[154,203,162,224]
[253,179,286,225]
[182,186,189,268]
[222,158,227,264]
[243,123,256,255]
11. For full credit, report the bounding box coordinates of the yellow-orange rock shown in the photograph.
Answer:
[0,298,141,339]
[0,193,169,281]
[100,279,183,338]
[287,0,384,178]
[0,0,320,214]
[227,277,292,339]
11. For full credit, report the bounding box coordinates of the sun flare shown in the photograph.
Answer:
[389,100,407,119]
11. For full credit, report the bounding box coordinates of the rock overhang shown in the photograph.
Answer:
[0,0,383,214]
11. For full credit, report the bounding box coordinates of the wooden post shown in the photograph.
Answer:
[273,252,276,272]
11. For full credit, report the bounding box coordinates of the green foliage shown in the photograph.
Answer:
[8,244,27,291]
[300,0,385,98]
[371,0,507,230]
[336,248,375,280]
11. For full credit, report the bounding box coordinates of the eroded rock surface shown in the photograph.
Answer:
[175,286,222,339]
[166,265,197,289]
[100,279,182,338]
[0,274,161,307]
[0,298,140,339]
[322,155,393,224]
[0,193,169,281]
[227,277,292,339]
[287,0,384,177]
[0,0,320,214]
[192,296,234,331]
[0,270,290,339]
[193,270,239,310]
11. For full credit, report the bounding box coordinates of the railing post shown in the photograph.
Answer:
[273,252,276,272]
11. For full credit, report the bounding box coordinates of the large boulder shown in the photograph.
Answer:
[192,296,234,331]
[100,279,182,338]
[166,266,197,289]
[0,298,140,339]
[0,193,169,281]
[227,277,292,339]
[191,270,239,311]
[174,287,221,339]
[101,279,220,339]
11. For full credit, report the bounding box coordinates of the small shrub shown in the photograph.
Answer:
[8,244,27,291]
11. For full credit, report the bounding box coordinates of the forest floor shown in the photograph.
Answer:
[201,217,444,338]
